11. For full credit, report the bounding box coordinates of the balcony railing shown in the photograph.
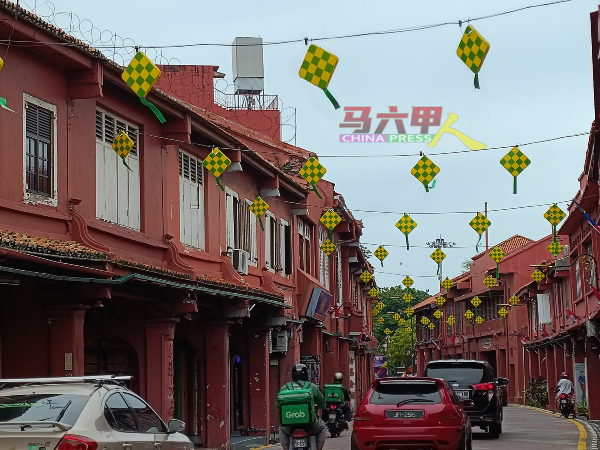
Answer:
[214,89,279,111]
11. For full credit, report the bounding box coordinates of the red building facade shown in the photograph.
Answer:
[0,4,375,449]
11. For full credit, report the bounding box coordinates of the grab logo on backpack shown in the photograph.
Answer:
[285,410,306,419]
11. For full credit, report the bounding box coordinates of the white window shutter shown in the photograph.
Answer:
[250,209,257,265]
[226,193,234,252]
[265,215,271,269]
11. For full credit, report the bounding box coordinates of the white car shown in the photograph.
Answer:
[0,376,193,450]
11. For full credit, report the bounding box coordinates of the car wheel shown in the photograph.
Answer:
[488,422,501,439]
[467,430,473,450]
[350,433,359,450]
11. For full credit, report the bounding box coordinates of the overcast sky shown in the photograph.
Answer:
[28,0,599,294]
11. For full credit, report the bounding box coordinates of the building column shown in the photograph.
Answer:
[144,318,178,421]
[247,330,270,437]
[545,348,556,409]
[586,345,600,419]
[204,322,231,450]
[46,305,89,377]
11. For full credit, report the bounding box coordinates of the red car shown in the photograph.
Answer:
[351,377,472,450]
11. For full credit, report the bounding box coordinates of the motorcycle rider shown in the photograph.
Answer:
[332,372,352,424]
[279,364,327,450]
[555,372,575,410]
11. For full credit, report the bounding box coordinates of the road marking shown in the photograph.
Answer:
[249,445,277,450]
[515,405,587,449]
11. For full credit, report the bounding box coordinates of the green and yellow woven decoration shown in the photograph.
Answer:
[500,147,530,194]
[509,295,519,306]
[411,155,440,192]
[428,323,435,330]
[483,276,496,296]
[122,52,165,123]
[406,327,413,334]
[396,214,417,250]
[544,203,566,254]
[376,302,385,311]
[469,212,491,252]
[433,309,443,320]
[430,248,446,275]
[374,245,389,267]
[249,197,270,231]
[489,246,505,278]
[393,313,401,321]
[464,309,474,321]
[398,318,406,326]
[405,307,414,316]
[548,241,564,257]
[360,270,373,283]
[498,307,508,325]
[369,287,379,298]
[475,316,484,324]
[384,328,392,335]
[531,269,545,288]
[372,308,378,316]
[456,25,490,89]
[377,316,385,324]
[403,293,413,303]
[471,296,481,308]
[447,315,456,325]
[111,130,135,171]
[421,317,430,325]
[203,148,231,191]
[299,156,327,198]
[299,44,340,109]
[441,277,454,290]
[320,208,342,240]
[435,297,445,307]
[403,276,414,288]
[320,238,336,256]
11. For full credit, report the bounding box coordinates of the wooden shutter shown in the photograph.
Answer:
[226,192,235,252]
[265,214,271,269]
[179,150,205,250]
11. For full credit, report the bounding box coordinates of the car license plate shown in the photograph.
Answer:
[292,438,308,448]
[329,413,336,422]
[456,390,470,399]
[560,400,568,404]
[385,410,424,419]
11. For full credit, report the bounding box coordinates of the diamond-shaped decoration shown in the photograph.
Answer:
[433,310,443,319]
[320,209,342,231]
[360,271,373,283]
[447,315,456,325]
[398,318,406,326]
[320,239,336,256]
[441,277,454,290]
[122,52,161,98]
[544,204,566,227]
[548,241,564,257]
[498,308,508,318]
[500,147,531,177]
[374,245,389,263]
[384,328,392,335]
[376,302,385,311]
[475,316,484,324]
[405,307,414,316]
[471,297,482,308]
[430,248,446,264]
[411,155,440,189]
[470,212,491,235]
[435,297,445,307]
[464,310,474,320]
[203,148,232,178]
[372,309,378,316]
[299,45,339,90]
[403,276,414,288]
[393,313,401,321]
[369,288,379,298]
[112,130,135,163]
[249,197,269,218]
[299,157,327,186]
[509,296,519,306]
[489,247,505,263]
[428,323,435,330]
[421,317,430,325]
[396,214,417,235]
[377,316,385,323]
[483,276,496,289]
[406,327,413,334]
[403,293,413,303]
[531,270,545,283]
[456,26,490,75]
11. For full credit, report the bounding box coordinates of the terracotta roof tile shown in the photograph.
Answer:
[0,230,108,260]
[472,234,534,261]
[115,257,190,279]
[414,293,441,310]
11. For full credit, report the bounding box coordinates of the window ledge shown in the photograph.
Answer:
[0,197,68,220]
[87,219,168,249]
[24,193,57,207]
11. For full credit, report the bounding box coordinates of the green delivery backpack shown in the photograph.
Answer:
[323,384,345,404]
[276,382,315,426]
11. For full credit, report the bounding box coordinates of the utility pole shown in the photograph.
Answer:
[426,236,456,283]
[485,202,489,251]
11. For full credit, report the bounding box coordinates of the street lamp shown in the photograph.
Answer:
[426,236,456,282]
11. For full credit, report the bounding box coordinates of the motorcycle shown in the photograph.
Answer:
[325,402,348,438]
[290,428,312,450]
[559,393,575,418]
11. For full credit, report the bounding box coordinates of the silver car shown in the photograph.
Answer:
[0,376,193,450]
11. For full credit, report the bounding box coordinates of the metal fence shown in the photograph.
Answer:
[214,90,279,110]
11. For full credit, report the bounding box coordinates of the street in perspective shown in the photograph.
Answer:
[0,0,600,449]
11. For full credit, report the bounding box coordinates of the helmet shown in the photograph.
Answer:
[334,372,343,382]
[561,372,570,379]
[292,364,309,382]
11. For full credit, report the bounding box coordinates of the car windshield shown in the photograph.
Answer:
[425,362,489,385]
[369,382,442,405]
[0,394,91,426]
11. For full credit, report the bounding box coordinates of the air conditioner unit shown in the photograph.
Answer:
[555,257,570,269]
[586,321,597,337]
[232,249,249,275]
[563,245,570,257]
[270,331,289,353]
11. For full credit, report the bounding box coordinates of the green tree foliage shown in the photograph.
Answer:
[386,316,417,375]
[461,259,473,273]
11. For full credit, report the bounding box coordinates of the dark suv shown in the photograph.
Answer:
[423,359,509,439]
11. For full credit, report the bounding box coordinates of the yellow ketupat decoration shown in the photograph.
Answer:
[435,297,445,307]
[464,310,474,321]
[411,155,440,192]
[498,307,508,325]
[384,328,392,335]
[393,313,401,321]
[320,208,342,240]
[377,316,385,324]
[299,156,327,198]
[469,212,491,253]
[203,148,231,191]
[369,288,379,298]
[320,239,336,256]
[428,323,435,330]
[403,293,413,303]
[111,130,135,171]
[509,295,519,306]
[430,248,446,275]
[405,327,413,334]
[403,276,414,288]
[548,241,564,258]
[433,309,443,320]
[396,214,417,250]
[249,197,270,231]
[360,270,373,283]
[500,147,530,194]
[471,296,482,308]
[376,302,385,311]
[372,308,378,316]
[544,204,566,256]
[398,318,406,326]
[299,44,340,109]
[489,246,505,278]
[122,52,165,123]
[374,245,389,267]
[421,317,430,325]
[447,315,456,325]
[405,307,414,316]
[441,277,454,290]
[483,276,496,296]
[456,25,490,89]
[532,269,545,288]
[475,316,484,324]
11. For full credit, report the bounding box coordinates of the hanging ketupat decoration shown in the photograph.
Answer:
[377,316,385,324]
[403,293,413,303]
[299,44,340,109]
[430,248,446,275]
[405,327,413,334]
[500,147,531,194]
[421,317,430,325]
[122,52,165,123]
[396,214,417,250]
[483,276,496,296]
[111,130,135,171]
[376,302,385,311]
[428,323,435,330]
[464,309,474,321]
[411,155,440,192]
[489,246,505,278]
[320,239,336,256]
[547,241,564,257]
[509,295,519,306]
[393,313,401,321]
[498,307,508,325]
[469,212,491,252]
[403,276,414,288]
[299,157,327,198]
[384,328,392,335]
[374,245,389,267]
[532,269,545,288]
[435,297,445,307]
[447,315,456,325]
[320,208,342,240]
[203,148,231,191]
[441,277,454,290]
[456,25,490,89]
[544,204,566,256]
[249,197,270,231]
[398,318,406,326]
[433,309,443,320]
[360,270,373,283]
[405,307,414,316]
[475,316,484,324]
[369,288,379,298]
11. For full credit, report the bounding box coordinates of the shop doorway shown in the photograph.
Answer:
[173,340,200,435]
[84,338,140,392]
[231,354,244,432]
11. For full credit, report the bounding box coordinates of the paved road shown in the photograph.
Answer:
[270,406,587,450]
